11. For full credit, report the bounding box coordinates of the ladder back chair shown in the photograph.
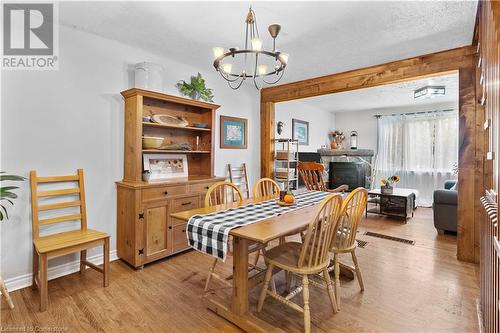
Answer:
[257,194,344,333]
[297,162,348,193]
[30,169,110,312]
[329,187,368,309]
[253,178,281,199]
[203,182,263,291]
[227,163,250,199]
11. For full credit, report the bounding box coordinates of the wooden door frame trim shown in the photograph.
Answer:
[260,45,481,263]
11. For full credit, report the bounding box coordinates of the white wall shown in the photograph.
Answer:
[333,101,458,152]
[0,24,259,287]
[275,100,334,151]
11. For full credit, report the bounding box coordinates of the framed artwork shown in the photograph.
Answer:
[220,115,248,149]
[292,119,309,145]
[143,154,188,180]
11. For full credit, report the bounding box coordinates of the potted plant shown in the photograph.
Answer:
[0,171,25,309]
[1,172,25,221]
[380,175,400,194]
[175,73,214,102]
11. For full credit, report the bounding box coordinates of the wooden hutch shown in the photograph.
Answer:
[116,88,223,268]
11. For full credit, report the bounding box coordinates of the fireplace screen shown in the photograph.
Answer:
[329,162,366,190]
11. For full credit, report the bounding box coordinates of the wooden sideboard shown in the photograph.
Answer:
[116,88,222,268]
[116,176,223,268]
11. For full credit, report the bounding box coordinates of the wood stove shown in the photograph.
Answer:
[329,162,366,190]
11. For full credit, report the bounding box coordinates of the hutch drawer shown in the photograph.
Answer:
[171,195,199,213]
[189,182,213,194]
[142,185,187,202]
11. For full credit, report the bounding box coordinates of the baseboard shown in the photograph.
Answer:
[4,250,118,292]
[476,298,485,333]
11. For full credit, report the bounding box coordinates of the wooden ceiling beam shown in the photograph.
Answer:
[261,45,475,103]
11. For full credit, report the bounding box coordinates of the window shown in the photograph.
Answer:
[374,111,458,206]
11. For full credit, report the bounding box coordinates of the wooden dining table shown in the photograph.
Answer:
[170,196,322,333]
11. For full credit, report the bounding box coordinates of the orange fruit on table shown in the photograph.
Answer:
[283,194,295,204]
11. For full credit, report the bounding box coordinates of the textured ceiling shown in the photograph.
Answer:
[282,72,459,113]
[59,1,477,84]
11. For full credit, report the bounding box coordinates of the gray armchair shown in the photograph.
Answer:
[433,180,457,233]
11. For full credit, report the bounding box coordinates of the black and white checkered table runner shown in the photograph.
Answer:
[186,190,331,260]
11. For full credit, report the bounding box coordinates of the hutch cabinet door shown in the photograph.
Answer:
[143,201,172,261]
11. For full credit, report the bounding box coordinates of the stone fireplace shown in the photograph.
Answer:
[317,148,375,190]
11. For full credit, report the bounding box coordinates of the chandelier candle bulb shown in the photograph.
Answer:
[212,47,224,59]
[222,63,232,74]
[279,53,289,64]
[251,37,263,51]
[258,64,268,75]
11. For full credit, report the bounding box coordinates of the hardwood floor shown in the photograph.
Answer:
[1,207,479,332]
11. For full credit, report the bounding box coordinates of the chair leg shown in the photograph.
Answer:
[302,275,311,333]
[32,246,38,290]
[252,250,260,268]
[39,254,48,312]
[351,250,364,291]
[257,263,274,312]
[334,253,341,309]
[103,238,110,287]
[204,258,218,292]
[323,268,338,313]
[80,250,87,276]
[285,271,292,293]
[0,277,14,309]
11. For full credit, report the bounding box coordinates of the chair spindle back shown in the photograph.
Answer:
[253,178,281,199]
[298,194,343,269]
[205,181,244,207]
[331,187,368,251]
[297,162,328,191]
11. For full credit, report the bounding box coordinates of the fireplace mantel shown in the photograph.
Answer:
[317,148,375,157]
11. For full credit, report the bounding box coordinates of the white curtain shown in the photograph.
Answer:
[374,111,458,207]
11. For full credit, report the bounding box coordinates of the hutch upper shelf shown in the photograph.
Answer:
[120,88,220,183]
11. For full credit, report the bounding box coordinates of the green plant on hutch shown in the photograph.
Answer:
[176,72,214,102]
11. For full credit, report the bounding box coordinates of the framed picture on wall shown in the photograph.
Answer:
[292,119,309,145]
[143,153,188,180]
[220,115,248,149]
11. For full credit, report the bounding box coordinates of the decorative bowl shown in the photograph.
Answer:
[192,123,209,128]
[152,114,188,127]
[142,136,164,149]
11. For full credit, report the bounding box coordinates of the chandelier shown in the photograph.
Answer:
[212,7,289,90]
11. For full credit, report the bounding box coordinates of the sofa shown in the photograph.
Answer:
[433,180,458,233]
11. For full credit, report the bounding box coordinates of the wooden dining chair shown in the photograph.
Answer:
[204,181,263,291]
[329,187,368,309]
[297,162,348,193]
[257,194,343,333]
[30,169,110,312]
[253,178,281,198]
[228,163,250,199]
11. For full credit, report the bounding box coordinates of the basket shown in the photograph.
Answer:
[275,168,295,179]
[276,150,294,160]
